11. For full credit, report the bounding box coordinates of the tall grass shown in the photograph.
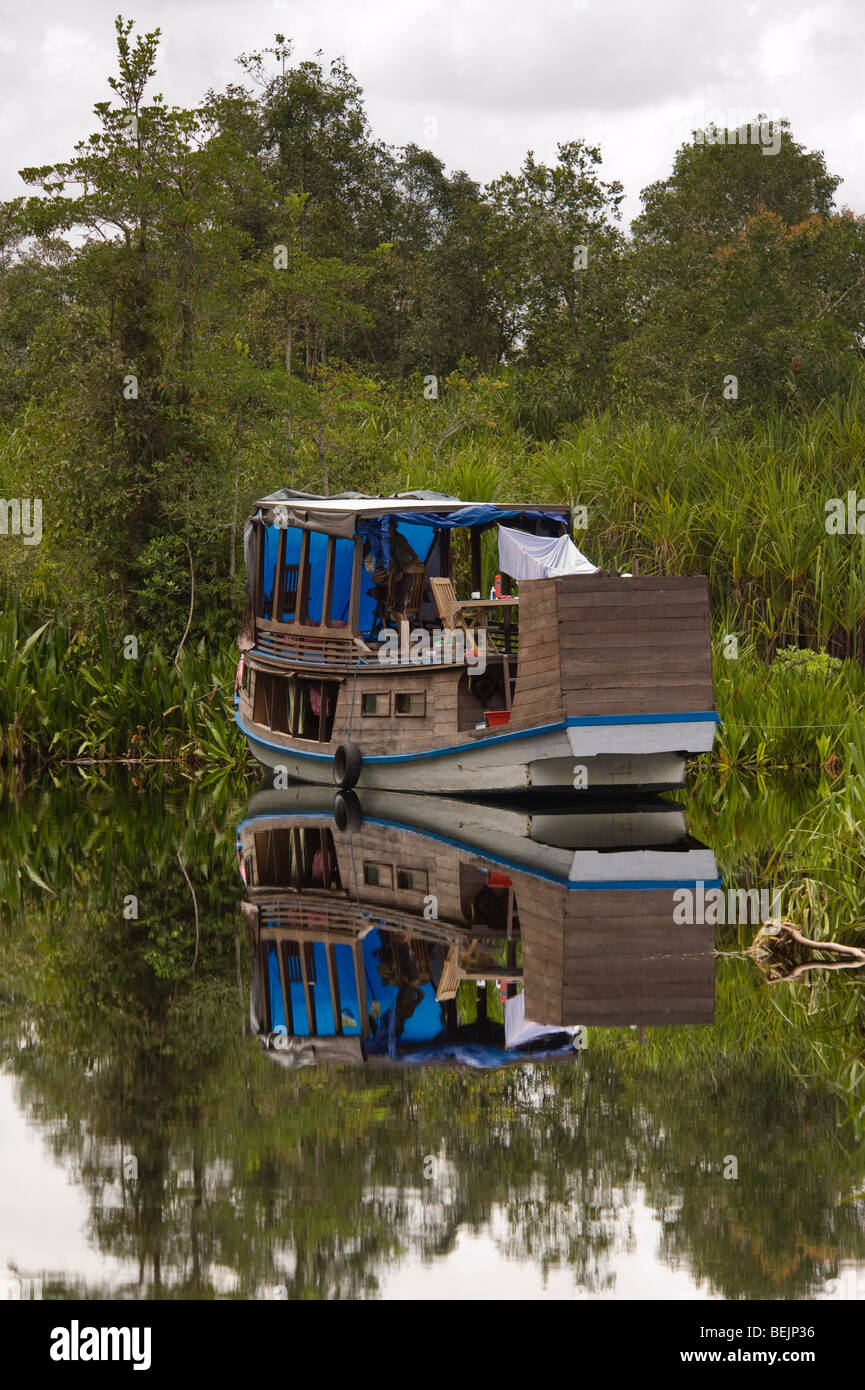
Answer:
[712,644,865,770]
[406,373,865,662]
[0,599,242,774]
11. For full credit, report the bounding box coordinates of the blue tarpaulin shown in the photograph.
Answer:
[259,505,566,629]
[358,507,567,570]
[261,526,376,631]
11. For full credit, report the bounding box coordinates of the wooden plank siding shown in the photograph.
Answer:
[509,574,714,731]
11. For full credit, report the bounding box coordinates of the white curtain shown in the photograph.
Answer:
[497,524,597,581]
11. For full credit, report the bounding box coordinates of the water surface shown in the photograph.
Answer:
[1,773,864,1300]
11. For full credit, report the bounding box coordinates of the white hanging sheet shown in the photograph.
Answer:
[497,523,598,581]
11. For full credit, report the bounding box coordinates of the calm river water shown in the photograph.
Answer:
[1,771,864,1300]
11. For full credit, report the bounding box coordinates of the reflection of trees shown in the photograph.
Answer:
[2,779,865,1300]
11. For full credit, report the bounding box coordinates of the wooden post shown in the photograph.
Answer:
[254,523,265,619]
[470,527,482,595]
[259,942,271,1033]
[326,944,342,1034]
[506,934,518,1000]
[440,530,452,582]
[296,530,311,625]
[347,537,363,635]
[300,941,316,1035]
[321,536,336,628]
[276,940,291,1033]
[353,941,370,1039]
[272,528,286,623]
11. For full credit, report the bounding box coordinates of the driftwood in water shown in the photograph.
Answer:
[747,919,865,983]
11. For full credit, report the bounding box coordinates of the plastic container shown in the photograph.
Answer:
[485,710,511,727]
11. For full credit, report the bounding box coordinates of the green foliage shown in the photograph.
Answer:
[0,598,243,773]
[771,646,844,677]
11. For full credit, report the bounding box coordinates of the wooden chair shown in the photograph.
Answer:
[430,577,470,634]
[430,577,508,662]
[435,946,461,1001]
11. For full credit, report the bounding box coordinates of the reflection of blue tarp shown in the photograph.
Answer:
[361,928,445,1042]
[268,944,286,1029]
[398,1042,577,1067]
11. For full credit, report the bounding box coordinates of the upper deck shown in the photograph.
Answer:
[240,488,571,667]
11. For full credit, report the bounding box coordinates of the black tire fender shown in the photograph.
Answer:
[333,790,363,833]
[333,741,362,790]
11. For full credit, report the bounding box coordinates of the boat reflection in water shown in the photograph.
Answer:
[237,785,721,1068]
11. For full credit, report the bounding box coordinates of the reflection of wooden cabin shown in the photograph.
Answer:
[239,787,718,1061]
[517,884,714,1027]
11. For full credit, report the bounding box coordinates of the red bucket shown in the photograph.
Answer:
[485,710,511,727]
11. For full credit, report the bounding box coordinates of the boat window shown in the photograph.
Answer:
[260,526,280,619]
[276,527,302,620]
[396,867,428,892]
[262,525,302,620]
[255,828,340,889]
[253,672,338,740]
[295,679,339,742]
[394,691,425,716]
[364,862,393,888]
[361,691,391,716]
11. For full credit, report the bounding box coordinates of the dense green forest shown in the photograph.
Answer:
[2,17,865,767]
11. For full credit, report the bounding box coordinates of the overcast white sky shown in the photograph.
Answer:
[1,0,864,228]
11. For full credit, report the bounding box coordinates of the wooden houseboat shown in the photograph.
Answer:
[238,784,719,1066]
[235,489,719,793]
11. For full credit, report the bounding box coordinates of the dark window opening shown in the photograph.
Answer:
[362,691,391,716]
[255,827,341,891]
[364,861,393,888]
[396,867,429,892]
[253,672,339,741]
[395,691,426,716]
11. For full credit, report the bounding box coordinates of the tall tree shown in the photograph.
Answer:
[614,119,863,409]
[485,141,627,414]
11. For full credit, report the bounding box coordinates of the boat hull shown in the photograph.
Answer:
[237,707,717,793]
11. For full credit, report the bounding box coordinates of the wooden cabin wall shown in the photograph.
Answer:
[244,816,470,928]
[326,663,466,751]
[507,583,566,731]
[559,574,713,717]
[243,817,531,940]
